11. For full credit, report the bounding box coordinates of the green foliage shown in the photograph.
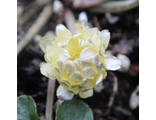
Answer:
[56,98,93,120]
[17,95,40,120]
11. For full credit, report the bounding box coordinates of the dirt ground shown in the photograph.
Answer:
[17,1,139,120]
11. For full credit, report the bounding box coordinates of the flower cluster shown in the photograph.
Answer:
[39,21,121,100]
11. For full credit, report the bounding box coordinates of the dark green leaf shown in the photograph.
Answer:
[56,98,93,120]
[17,95,40,120]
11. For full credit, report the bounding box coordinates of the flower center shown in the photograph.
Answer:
[71,50,81,61]
[64,38,83,61]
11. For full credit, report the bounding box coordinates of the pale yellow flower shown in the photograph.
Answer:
[39,21,121,100]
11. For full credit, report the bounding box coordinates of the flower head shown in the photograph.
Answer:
[39,21,121,100]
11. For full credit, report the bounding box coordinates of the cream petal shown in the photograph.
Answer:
[78,38,86,48]
[71,84,81,89]
[92,54,99,66]
[40,62,56,80]
[40,62,50,77]
[56,24,72,41]
[78,38,95,48]
[55,67,60,74]
[80,61,94,68]
[95,73,103,85]
[62,78,71,85]
[51,52,60,67]
[79,47,96,61]
[56,24,68,33]
[99,42,105,55]
[44,46,58,64]
[82,28,90,38]
[83,67,95,77]
[80,20,86,27]
[95,68,107,85]
[64,61,75,74]
[57,85,74,100]
[56,31,72,42]
[89,27,99,36]
[101,30,110,50]
[57,60,64,71]
[59,81,69,88]
[75,21,86,31]
[104,54,121,70]
[75,21,90,38]
[58,49,71,62]
[91,33,101,48]
[61,78,71,89]
[98,49,103,57]
[70,71,83,81]
[73,33,83,39]
[73,60,82,72]
[51,40,62,51]
[39,36,56,53]
[97,63,104,72]
[82,77,94,85]
[79,88,93,99]
[86,38,95,47]
[70,87,80,95]
[58,39,69,47]
[44,48,52,63]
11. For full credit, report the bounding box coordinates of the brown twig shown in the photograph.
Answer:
[93,16,101,30]
[105,72,118,115]
[45,79,56,120]
[115,106,132,116]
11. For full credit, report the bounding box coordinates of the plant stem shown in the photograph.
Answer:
[45,79,56,120]
[17,3,53,55]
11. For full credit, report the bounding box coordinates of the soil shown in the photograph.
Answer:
[17,1,139,120]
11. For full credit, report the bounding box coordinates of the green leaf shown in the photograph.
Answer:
[17,95,40,120]
[56,98,93,120]
[89,0,139,13]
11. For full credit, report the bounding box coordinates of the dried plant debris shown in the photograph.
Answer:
[129,85,139,110]
[112,39,138,55]
[117,54,131,72]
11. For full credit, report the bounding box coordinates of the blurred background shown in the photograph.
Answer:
[17,0,139,120]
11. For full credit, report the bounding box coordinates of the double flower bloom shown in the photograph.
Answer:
[39,21,121,100]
